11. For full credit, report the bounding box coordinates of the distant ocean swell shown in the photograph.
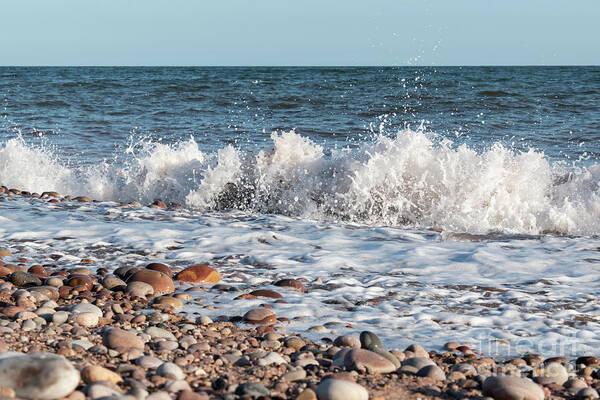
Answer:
[1,129,599,236]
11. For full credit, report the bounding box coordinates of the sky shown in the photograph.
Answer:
[1,0,599,66]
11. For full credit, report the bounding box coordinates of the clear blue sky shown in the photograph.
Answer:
[2,0,599,66]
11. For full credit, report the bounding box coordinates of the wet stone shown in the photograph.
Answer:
[9,271,41,287]
[243,307,277,325]
[334,335,361,348]
[359,330,383,351]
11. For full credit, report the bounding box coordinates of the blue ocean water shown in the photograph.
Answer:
[1,66,599,162]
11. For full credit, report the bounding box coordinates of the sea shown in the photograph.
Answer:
[1,66,600,357]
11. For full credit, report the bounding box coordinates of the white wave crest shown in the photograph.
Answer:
[1,130,600,235]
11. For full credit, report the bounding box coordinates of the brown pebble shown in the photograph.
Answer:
[243,308,277,325]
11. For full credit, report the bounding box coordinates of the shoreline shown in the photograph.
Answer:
[0,187,599,399]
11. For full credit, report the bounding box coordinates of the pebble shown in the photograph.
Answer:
[243,308,277,325]
[0,248,12,257]
[285,336,305,350]
[52,311,70,324]
[564,378,588,390]
[577,388,600,399]
[483,376,545,400]
[543,362,568,385]
[315,379,369,400]
[146,326,176,340]
[74,312,99,327]
[127,281,155,297]
[136,355,163,368]
[417,364,446,380]
[451,362,477,377]
[400,357,436,374]
[70,303,102,318]
[126,269,175,295]
[146,262,173,277]
[235,382,270,398]
[166,379,191,393]
[249,289,283,299]
[71,338,94,350]
[177,390,208,400]
[21,319,36,331]
[157,362,185,380]
[9,271,41,287]
[280,367,307,381]
[359,331,383,351]
[102,274,126,290]
[274,278,307,292]
[84,383,122,399]
[103,327,145,350]
[197,316,213,325]
[0,353,80,399]
[334,335,361,348]
[174,264,220,283]
[405,343,429,358]
[258,352,287,366]
[444,342,461,351]
[344,349,397,374]
[82,365,123,384]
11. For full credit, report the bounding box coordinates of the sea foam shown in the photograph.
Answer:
[1,130,599,235]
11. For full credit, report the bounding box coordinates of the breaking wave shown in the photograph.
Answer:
[1,129,600,235]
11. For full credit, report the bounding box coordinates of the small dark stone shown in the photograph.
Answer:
[360,331,383,351]
[212,377,228,392]
[9,271,42,287]
[235,382,270,398]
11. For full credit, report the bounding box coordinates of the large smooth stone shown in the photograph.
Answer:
[315,379,369,400]
[157,362,185,380]
[243,308,276,325]
[9,271,41,287]
[400,357,435,374]
[82,365,123,384]
[359,331,383,351]
[145,326,176,340]
[344,349,396,374]
[70,302,102,318]
[0,353,80,399]
[146,263,173,277]
[102,327,145,350]
[483,376,544,400]
[174,265,220,283]
[127,269,174,295]
[543,362,568,385]
[417,365,445,380]
[334,335,361,348]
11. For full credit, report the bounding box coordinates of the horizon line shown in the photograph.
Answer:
[1,64,599,68]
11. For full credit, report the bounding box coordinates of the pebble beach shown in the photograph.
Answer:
[1,186,600,400]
